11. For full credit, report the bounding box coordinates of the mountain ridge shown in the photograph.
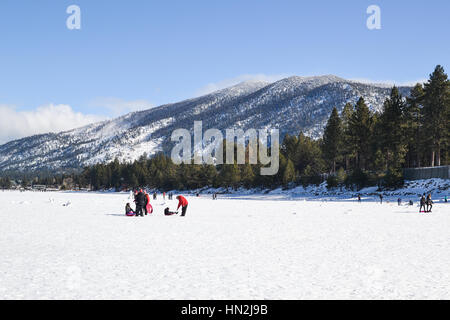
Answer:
[0,75,413,173]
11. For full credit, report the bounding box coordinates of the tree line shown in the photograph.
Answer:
[321,65,449,188]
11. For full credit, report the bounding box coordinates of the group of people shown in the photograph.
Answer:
[125,189,188,217]
[166,192,175,200]
[355,193,440,213]
[419,194,433,213]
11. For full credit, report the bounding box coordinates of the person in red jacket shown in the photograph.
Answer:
[176,195,188,217]
[145,191,153,214]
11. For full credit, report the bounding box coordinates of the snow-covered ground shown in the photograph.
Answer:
[0,190,449,300]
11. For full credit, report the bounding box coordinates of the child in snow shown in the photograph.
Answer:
[164,207,178,216]
[125,203,135,216]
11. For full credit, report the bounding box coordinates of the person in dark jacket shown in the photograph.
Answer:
[419,194,426,213]
[379,194,383,204]
[176,195,188,217]
[164,207,178,216]
[135,189,146,217]
[426,194,433,213]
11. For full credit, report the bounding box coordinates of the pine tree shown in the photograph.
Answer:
[379,87,408,170]
[421,65,450,166]
[341,103,355,170]
[240,163,255,189]
[322,107,343,173]
[282,159,296,186]
[348,97,374,170]
[405,84,425,167]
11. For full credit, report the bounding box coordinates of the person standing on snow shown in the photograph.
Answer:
[135,189,146,217]
[426,194,433,213]
[419,194,426,213]
[145,191,153,214]
[143,191,151,215]
[379,194,383,204]
[176,195,188,217]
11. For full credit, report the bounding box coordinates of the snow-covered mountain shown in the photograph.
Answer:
[0,75,412,172]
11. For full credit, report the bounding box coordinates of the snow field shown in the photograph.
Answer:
[0,191,449,299]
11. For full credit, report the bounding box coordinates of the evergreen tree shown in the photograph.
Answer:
[341,102,355,170]
[240,163,255,189]
[322,107,343,173]
[348,97,374,170]
[0,177,12,189]
[405,84,425,167]
[379,87,408,170]
[282,159,296,186]
[421,65,450,166]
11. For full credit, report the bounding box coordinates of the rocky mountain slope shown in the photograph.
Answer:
[0,75,411,172]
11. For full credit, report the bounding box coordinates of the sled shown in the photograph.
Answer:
[126,212,136,217]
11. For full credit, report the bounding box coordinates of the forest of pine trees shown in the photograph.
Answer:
[3,66,449,192]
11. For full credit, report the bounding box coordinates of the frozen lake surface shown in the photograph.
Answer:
[0,191,449,299]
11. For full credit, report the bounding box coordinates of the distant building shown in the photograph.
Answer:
[403,165,450,180]
[32,185,46,191]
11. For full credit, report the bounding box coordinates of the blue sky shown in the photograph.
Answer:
[0,0,449,143]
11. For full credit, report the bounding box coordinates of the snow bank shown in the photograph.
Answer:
[177,179,449,202]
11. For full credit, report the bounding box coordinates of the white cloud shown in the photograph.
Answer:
[90,97,155,117]
[0,104,104,145]
[195,73,288,96]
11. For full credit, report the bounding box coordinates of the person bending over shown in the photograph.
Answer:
[176,195,189,217]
